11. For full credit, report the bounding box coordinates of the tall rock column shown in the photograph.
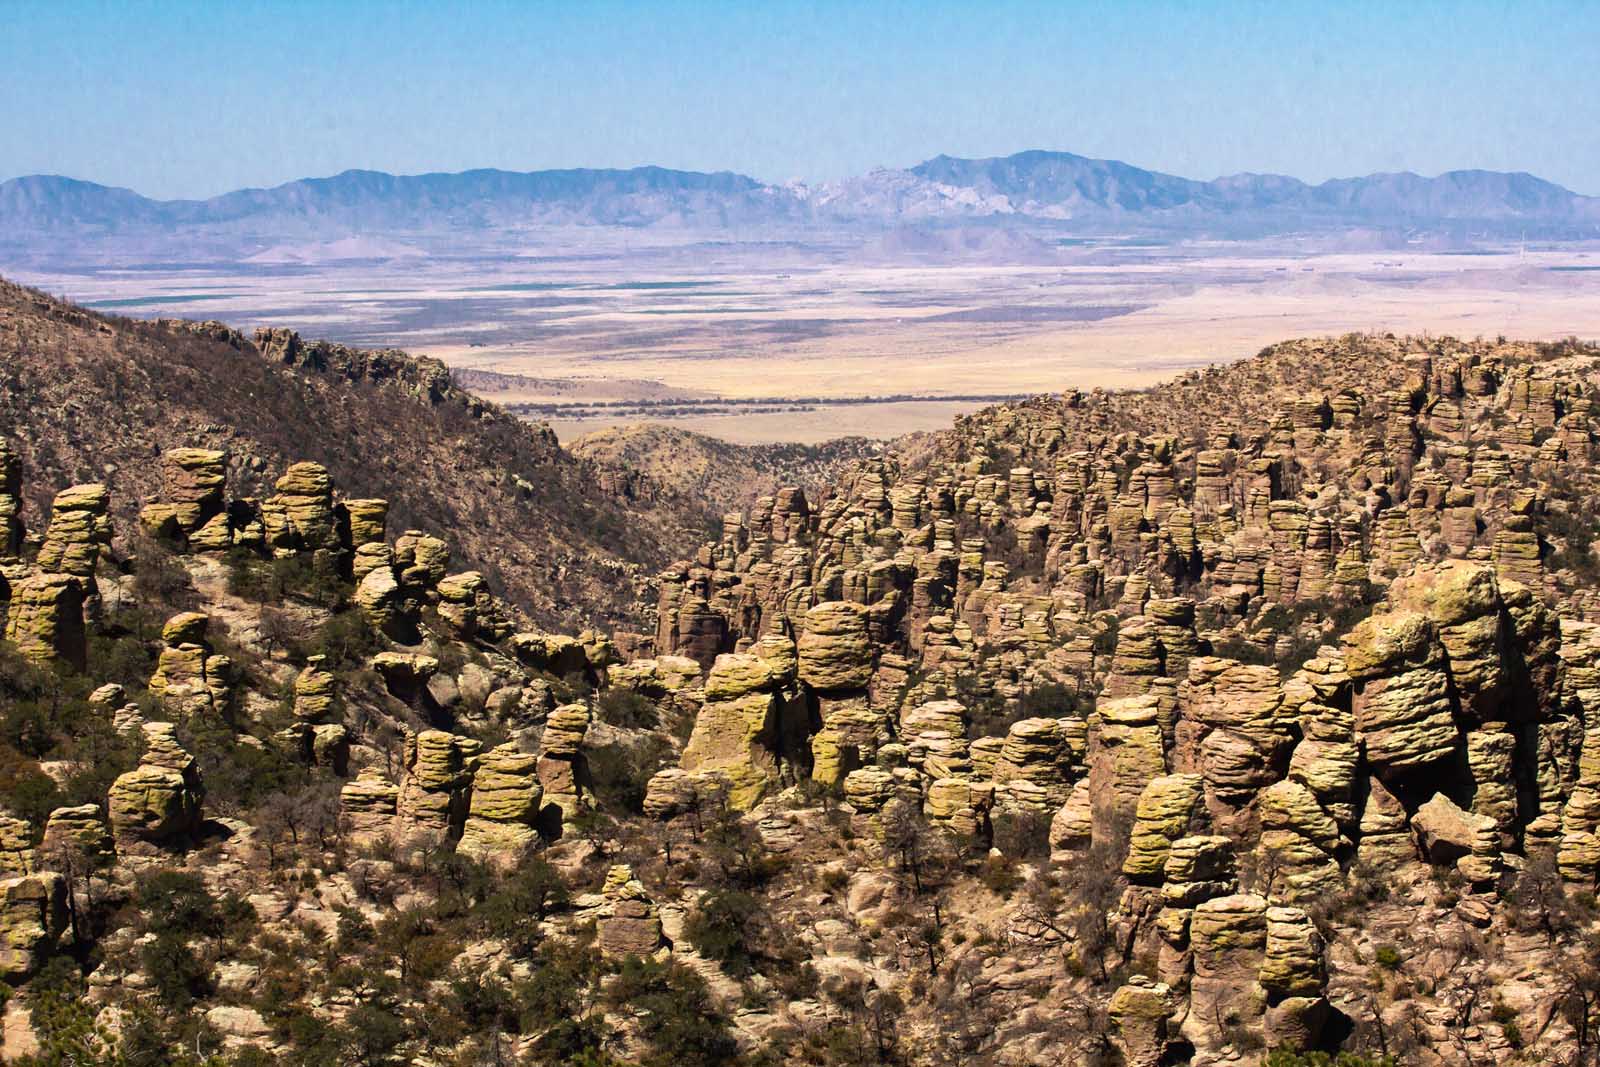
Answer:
[798,601,877,788]
[679,653,782,811]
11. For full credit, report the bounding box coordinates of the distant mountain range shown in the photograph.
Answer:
[4,150,1597,263]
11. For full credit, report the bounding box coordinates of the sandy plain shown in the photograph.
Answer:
[13,243,1600,444]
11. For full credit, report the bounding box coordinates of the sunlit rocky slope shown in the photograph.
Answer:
[2,290,1600,1066]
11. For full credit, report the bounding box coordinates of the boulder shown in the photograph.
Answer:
[797,601,873,692]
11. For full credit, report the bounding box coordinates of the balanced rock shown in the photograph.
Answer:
[292,658,339,722]
[35,484,111,576]
[797,601,873,692]
[596,864,665,959]
[149,612,235,716]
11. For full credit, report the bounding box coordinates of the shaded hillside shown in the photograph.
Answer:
[566,423,883,518]
[0,279,712,628]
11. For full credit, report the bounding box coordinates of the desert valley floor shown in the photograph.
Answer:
[14,238,1600,443]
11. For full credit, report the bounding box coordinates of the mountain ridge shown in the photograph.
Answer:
[6,150,1598,245]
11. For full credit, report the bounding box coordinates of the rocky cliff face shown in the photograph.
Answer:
[3,324,1600,1066]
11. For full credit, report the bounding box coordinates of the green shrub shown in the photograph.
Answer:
[1374,944,1402,970]
[596,687,659,730]
[684,889,762,978]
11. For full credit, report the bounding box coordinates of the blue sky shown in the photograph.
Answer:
[2,0,1596,198]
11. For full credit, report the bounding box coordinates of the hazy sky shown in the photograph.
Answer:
[3,0,1597,199]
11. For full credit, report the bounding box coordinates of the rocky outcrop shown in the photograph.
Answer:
[35,483,110,577]
[138,448,230,549]
[679,653,783,811]
[340,770,401,845]
[261,462,340,559]
[0,438,21,559]
[536,704,592,836]
[0,873,68,980]
[2,571,86,668]
[1108,975,1180,1067]
[148,612,235,717]
[395,730,479,845]
[596,864,665,959]
[40,805,114,869]
[108,723,204,852]
[458,743,542,861]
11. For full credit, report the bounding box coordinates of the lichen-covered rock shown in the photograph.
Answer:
[1123,774,1204,882]
[1257,778,1343,900]
[797,601,873,692]
[261,462,340,558]
[0,438,20,558]
[0,873,68,980]
[1344,611,1458,773]
[0,816,33,878]
[1050,780,1094,854]
[1258,906,1325,997]
[39,805,113,869]
[538,704,593,834]
[680,653,782,811]
[395,730,479,844]
[925,777,987,837]
[1088,694,1169,837]
[140,448,229,547]
[1108,975,1179,1067]
[510,631,591,678]
[1185,893,1269,1054]
[458,743,542,861]
[2,572,86,669]
[810,694,883,789]
[394,530,451,590]
[1162,835,1236,906]
[149,612,235,716]
[35,484,111,576]
[108,723,204,851]
[355,563,404,634]
[285,657,336,722]
[992,716,1080,813]
[341,497,389,547]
